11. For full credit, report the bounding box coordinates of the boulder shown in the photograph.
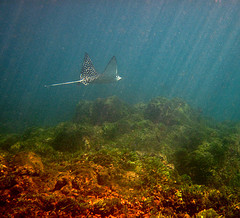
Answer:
[74,96,130,125]
[13,151,44,176]
[145,97,196,125]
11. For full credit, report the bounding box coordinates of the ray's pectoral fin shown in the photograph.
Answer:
[79,52,99,83]
[104,56,117,77]
[95,56,122,83]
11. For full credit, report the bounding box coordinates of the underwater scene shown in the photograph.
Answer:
[0,0,240,217]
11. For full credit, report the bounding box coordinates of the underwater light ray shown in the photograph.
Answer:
[189,6,240,103]
[167,3,220,98]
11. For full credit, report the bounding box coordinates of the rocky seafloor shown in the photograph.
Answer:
[0,96,240,217]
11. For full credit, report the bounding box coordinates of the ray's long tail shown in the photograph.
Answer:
[44,80,83,88]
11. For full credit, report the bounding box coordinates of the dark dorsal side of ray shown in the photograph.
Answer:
[80,53,100,85]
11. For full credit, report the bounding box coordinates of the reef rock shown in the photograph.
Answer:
[51,122,93,152]
[144,97,196,125]
[12,151,44,176]
[74,96,130,125]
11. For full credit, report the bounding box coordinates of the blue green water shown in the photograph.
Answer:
[0,0,240,132]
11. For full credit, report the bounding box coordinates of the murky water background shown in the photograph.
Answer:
[0,0,240,132]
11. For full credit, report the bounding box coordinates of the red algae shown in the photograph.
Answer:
[0,150,239,217]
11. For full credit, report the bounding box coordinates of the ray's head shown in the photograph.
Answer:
[116,75,122,81]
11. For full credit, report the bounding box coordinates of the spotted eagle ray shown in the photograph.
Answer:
[45,53,122,87]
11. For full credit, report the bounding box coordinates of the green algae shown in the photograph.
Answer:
[196,208,219,218]
[0,96,240,216]
[145,97,199,125]
[0,133,20,151]
[1,96,240,189]
[74,96,131,125]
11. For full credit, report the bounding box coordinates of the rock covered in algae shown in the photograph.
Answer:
[0,134,19,151]
[51,122,93,152]
[13,151,44,175]
[74,96,131,125]
[196,208,219,217]
[144,97,197,125]
[73,100,93,124]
